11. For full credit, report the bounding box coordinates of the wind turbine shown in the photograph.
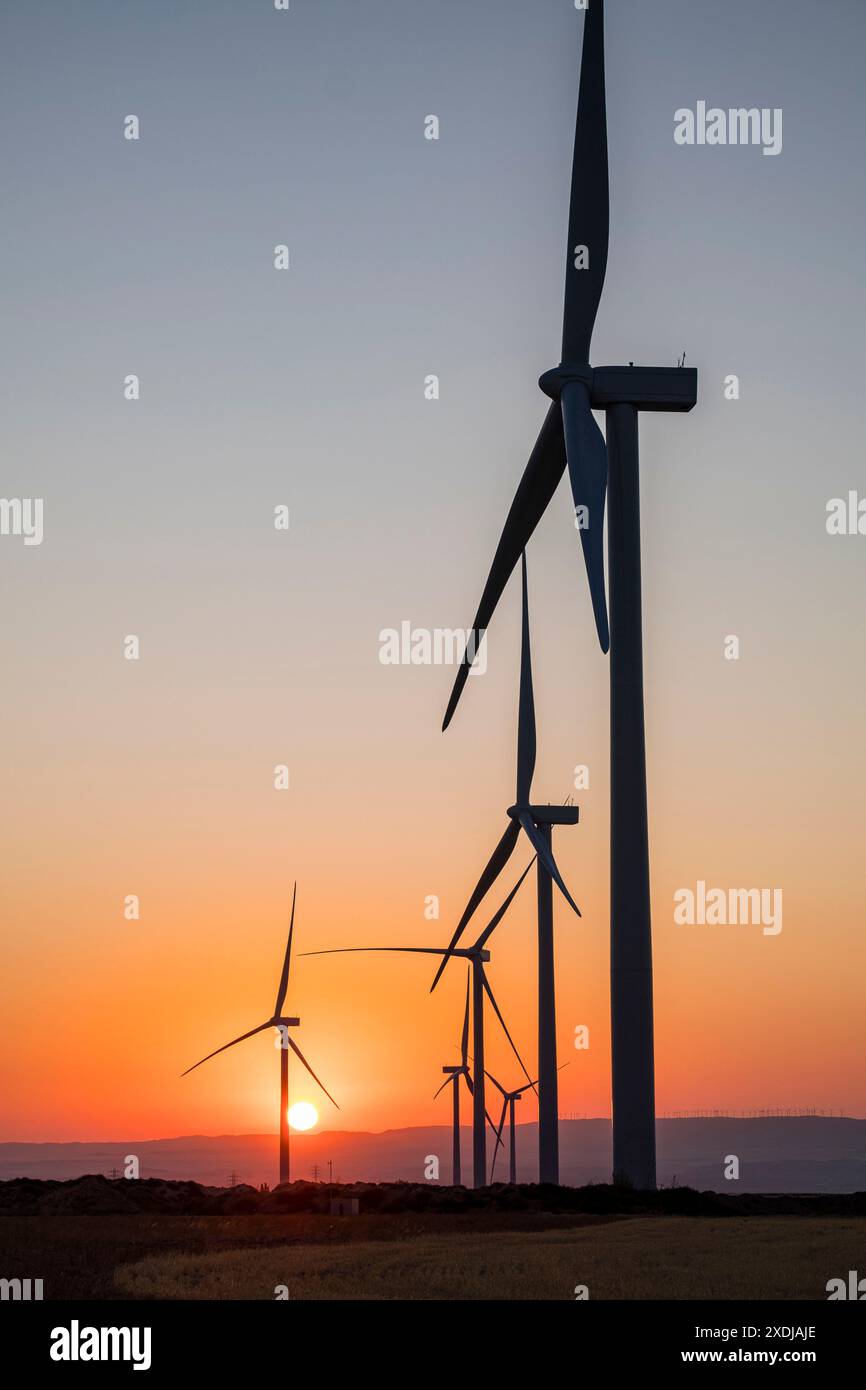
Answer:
[433,552,580,1184]
[487,1062,567,1184]
[486,1069,537,1185]
[302,865,535,1188]
[182,884,339,1186]
[440,0,697,1190]
[433,969,472,1185]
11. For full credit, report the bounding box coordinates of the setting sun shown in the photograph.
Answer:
[288,1101,318,1132]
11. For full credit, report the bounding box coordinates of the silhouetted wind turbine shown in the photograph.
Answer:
[487,1063,567,1184]
[432,969,472,1185]
[440,0,697,1190]
[302,868,534,1188]
[486,1069,537,1185]
[182,884,338,1186]
[433,553,579,1183]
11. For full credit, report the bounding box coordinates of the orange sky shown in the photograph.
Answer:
[3,524,864,1140]
[2,0,864,1144]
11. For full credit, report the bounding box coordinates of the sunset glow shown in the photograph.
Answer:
[1,0,864,1158]
[288,1102,318,1133]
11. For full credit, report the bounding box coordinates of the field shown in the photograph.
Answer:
[2,1212,862,1300]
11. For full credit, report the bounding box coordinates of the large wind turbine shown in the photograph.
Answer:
[302,867,534,1188]
[182,884,339,1186]
[433,553,579,1184]
[440,0,697,1190]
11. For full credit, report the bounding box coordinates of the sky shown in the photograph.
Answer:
[1,0,864,1144]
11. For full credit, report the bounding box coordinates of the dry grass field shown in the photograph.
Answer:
[0,1210,613,1298]
[112,1216,865,1301]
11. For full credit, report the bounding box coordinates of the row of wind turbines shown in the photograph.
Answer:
[183,554,578,1189]
[183,0,698,1192]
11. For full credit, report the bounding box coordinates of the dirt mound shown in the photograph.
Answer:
[39,1175,140,1215]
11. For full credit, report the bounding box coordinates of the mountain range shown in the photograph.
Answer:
[2,1117,863,1192]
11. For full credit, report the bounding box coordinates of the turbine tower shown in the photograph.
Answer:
[440,0,697,1190]
[182,884,339,1185]
[302,868,534,1189]
[433,554,580,1184]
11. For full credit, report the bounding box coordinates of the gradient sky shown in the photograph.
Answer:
[1,0,864,1142]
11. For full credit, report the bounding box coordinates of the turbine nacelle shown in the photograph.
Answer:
[540,363,698,413]
[506,804,580,827]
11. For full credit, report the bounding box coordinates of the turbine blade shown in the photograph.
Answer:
[516,552,537,804]
[461,1068,491,1132]
[484,1068,508,1099]
[490,1099,508,1182]
[433,1074,454,1100]
[287,1038,339,1109]
[494,1100,508,1146]
[562,0,609,363]
[475,858,535,950]
[301,946,448,958]
[273,881,297,1018]
[562,380,609,652]
[429,819,521,993]
[181,1021,272,1077]
[515,1061,567,1098]
[441,405,567,731]
[460,967,471,1068]
[518,812,582,918]
[480,968,536,1092]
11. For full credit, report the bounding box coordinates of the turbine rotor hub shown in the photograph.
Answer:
[538,363,593,400]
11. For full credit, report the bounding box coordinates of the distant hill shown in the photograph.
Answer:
[3,1173,866,1221]
[2,1117,864,1192]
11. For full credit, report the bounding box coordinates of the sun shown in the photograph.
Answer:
[288,1101,318,1132]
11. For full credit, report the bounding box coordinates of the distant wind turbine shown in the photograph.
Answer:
[433,969,473,1185]
[433,553,579,1184]
[182,884,338,1186]
[301,868,535,1188]
[486,1069,537,1185]
[487,1062,567,1185]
